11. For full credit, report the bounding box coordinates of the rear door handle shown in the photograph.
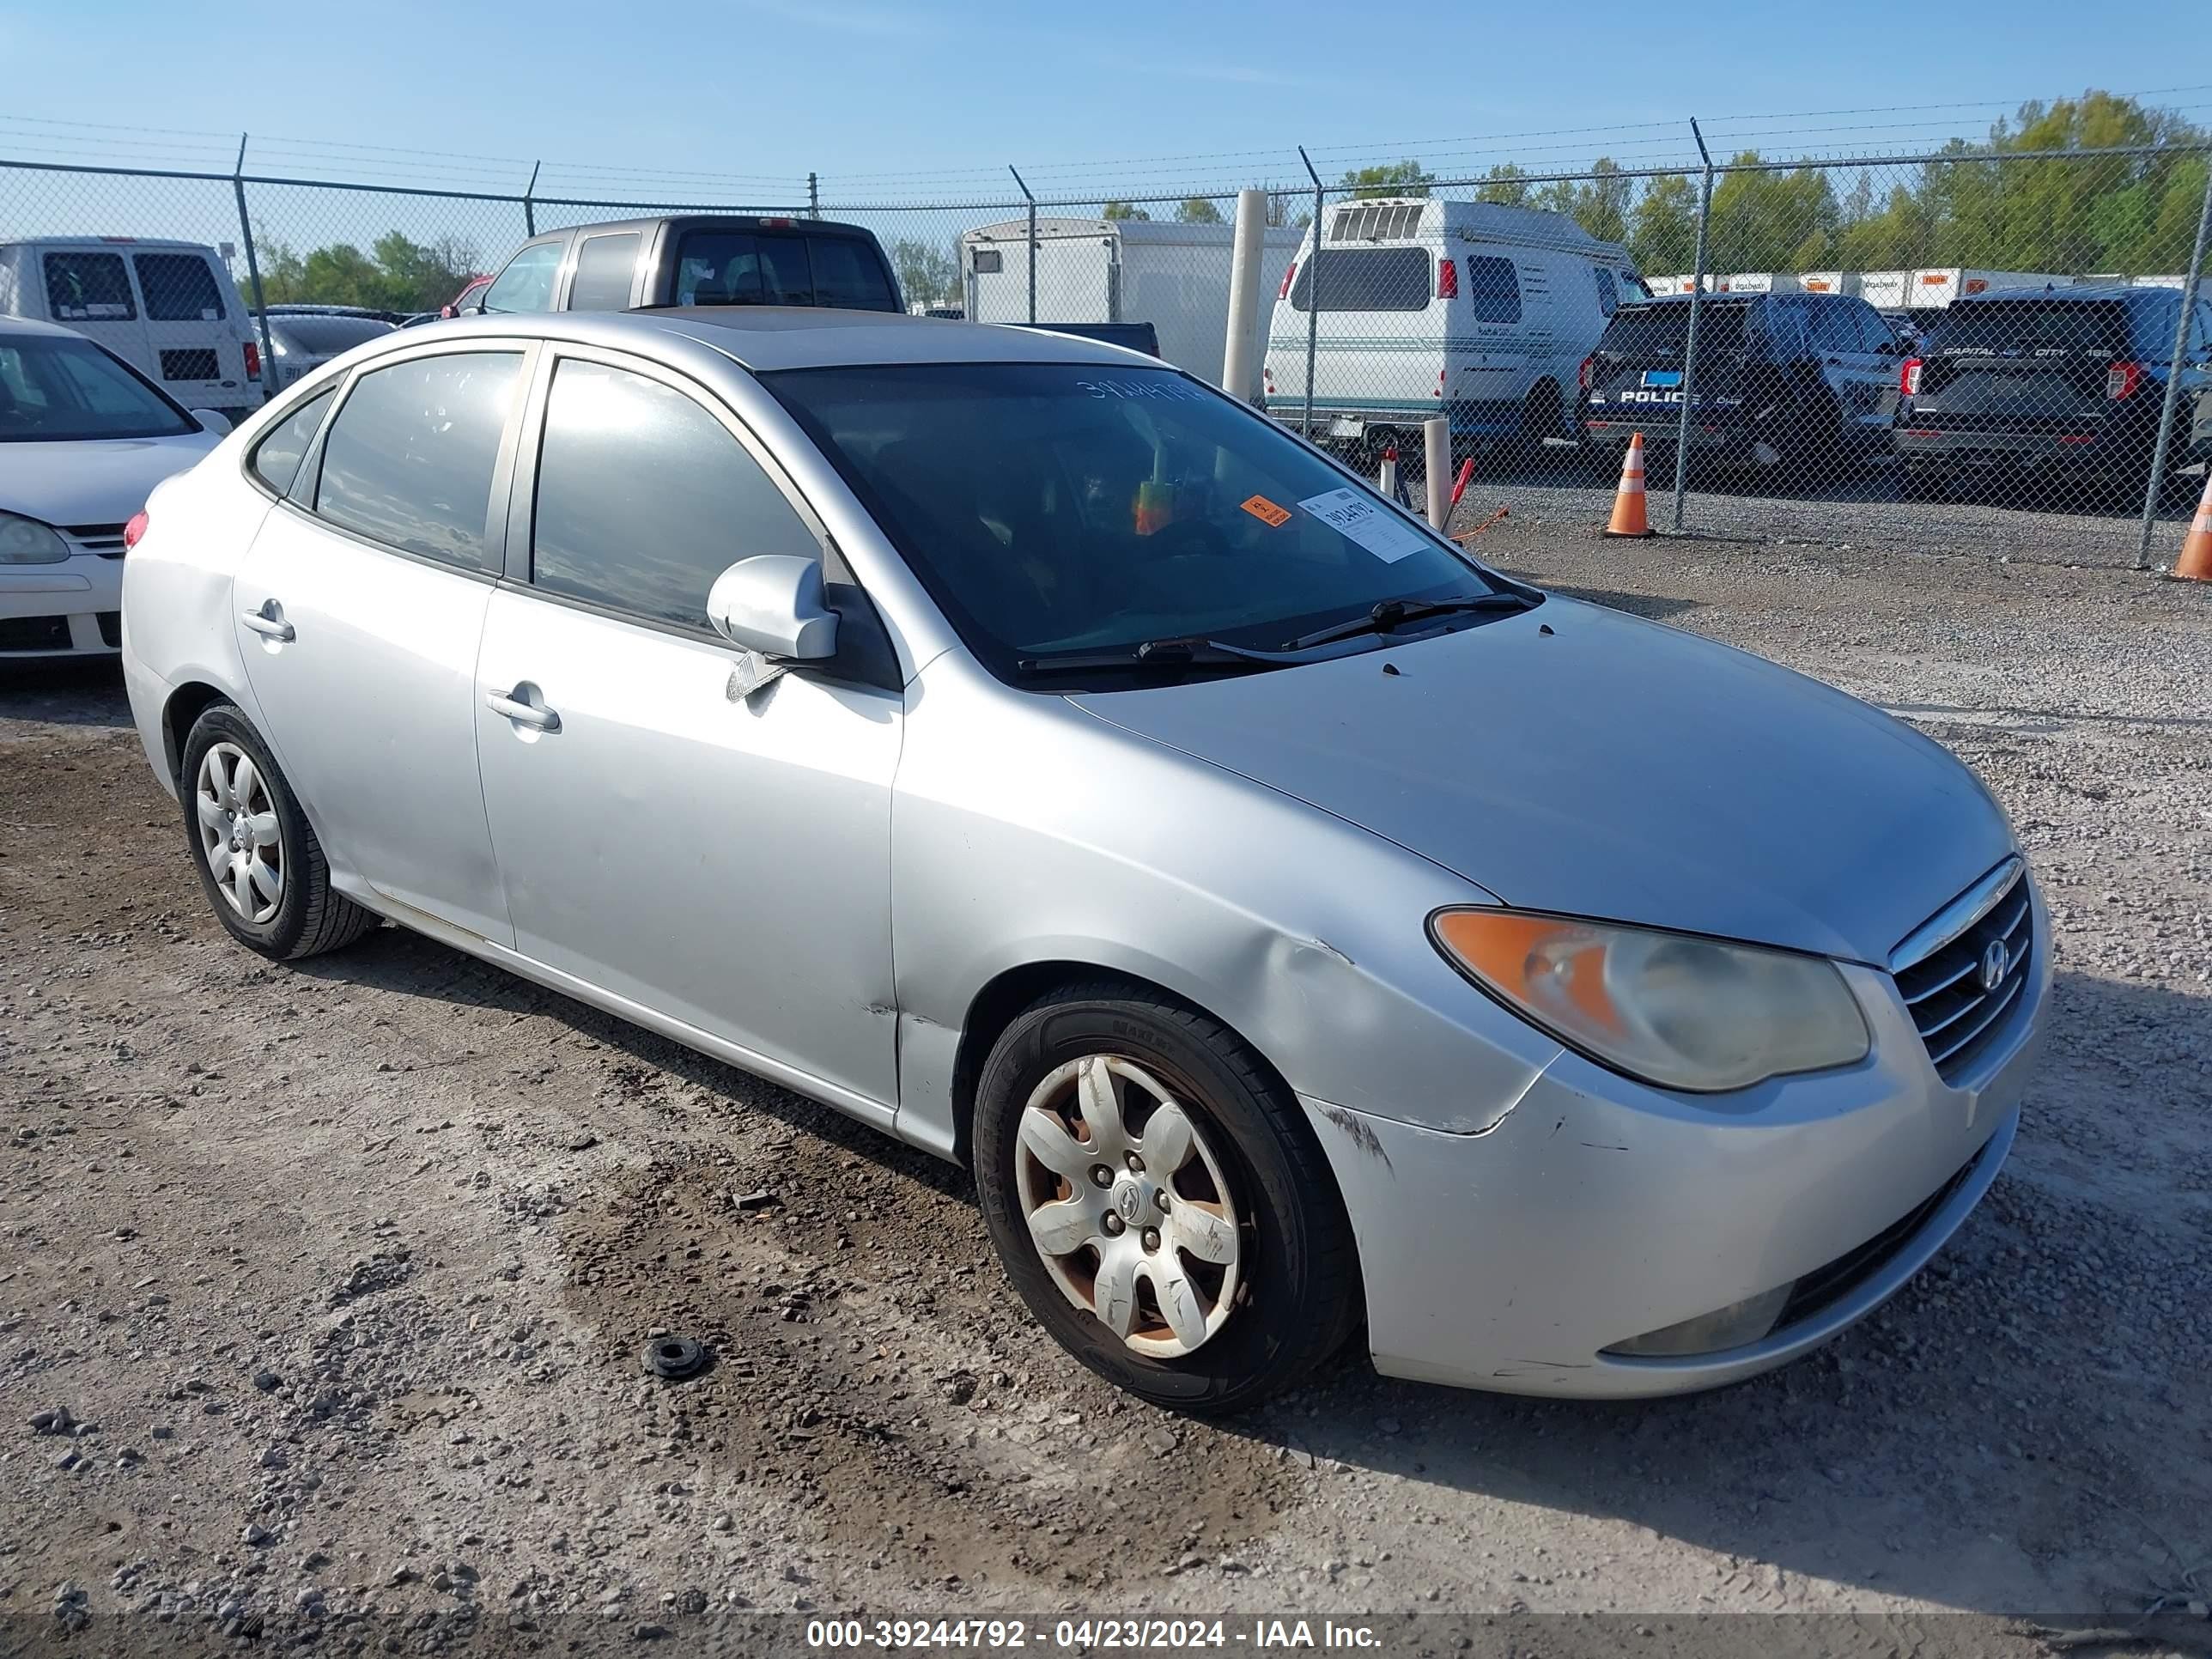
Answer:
[240,600,295,642]
[486,686,561,732]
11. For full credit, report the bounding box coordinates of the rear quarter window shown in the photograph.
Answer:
[43,251,137,321]
[1467,256,1521,325]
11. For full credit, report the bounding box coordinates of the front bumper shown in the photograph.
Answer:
[1,555,124,659]
[1304,890,2051,1398]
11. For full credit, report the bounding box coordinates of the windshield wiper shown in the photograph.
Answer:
[1280,591,1536,653]
[1013,635,1294,675]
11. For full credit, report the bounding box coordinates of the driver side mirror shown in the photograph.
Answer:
[707,555,839,660]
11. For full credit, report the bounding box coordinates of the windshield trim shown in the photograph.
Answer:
[0,334,201,444]
[759,360,1504,690]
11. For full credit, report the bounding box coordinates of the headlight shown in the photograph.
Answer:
[1429,908,1869,1092]
[0,512,69,565]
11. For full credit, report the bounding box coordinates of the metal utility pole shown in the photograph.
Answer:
[231,134,278,409]
[807,172,819,216]
[1221,187,1268,400]
[522,160,540,236]
[1300,146,1323,442]
[1670,118,1715,530]
[1010,166,1036,324]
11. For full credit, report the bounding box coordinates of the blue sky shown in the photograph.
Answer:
[3,0,2205,205]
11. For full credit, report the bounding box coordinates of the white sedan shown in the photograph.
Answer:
[2,317,228,660]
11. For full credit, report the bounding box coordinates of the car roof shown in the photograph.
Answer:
[0,314,94,340]
[438,307,1158,371]
[523,214,882,241]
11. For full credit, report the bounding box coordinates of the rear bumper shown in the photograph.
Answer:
[0,556,124,659]
[1892,424,2148,471]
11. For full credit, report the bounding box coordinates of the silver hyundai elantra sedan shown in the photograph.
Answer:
[118,307,2047,1413]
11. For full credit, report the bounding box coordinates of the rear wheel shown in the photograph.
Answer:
[1900,461,1953,501]
[1513,380,1564,465]
[973,981,1359,1414]
[179,702,378,961]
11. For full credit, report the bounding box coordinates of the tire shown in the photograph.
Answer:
[179,702,378,961]
[973,981,1360,1414]
[1900,462,1952,501]
[1513,380,1564,464]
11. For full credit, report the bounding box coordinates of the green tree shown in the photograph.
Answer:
[1340,160,1431,198]
[1534,157,1632,245]
[1706,155,1838,272]
[1103,200,1151,221]
[1629,173,1699,275]
[1473,164,1531,209]
[1175,197,1224,224]
[249,229,478,312]
[890,238,958,307]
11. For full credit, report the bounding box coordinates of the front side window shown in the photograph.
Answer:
[135,253,226,321]
[249,389,335,496]
[531,358,817,629]
[482,243,562,314]
[1467,257,1522,325]
[766,362,1510,678]
[1286,246,1428,313]
[567,234,640,311]
[0,335,196,442]
[314,351,521,569]
[43,252,137,322]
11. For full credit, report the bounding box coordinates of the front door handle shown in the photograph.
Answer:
[240,600,295,642]
[486,686,561,732]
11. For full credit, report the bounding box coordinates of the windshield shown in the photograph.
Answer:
[0,333,197,442]
[765,362,1503,677]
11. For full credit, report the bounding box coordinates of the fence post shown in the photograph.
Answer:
[522,161,539,237]
[1300,147,1323,443]
[1009,166,1036,324]
[2136,161,2212,570]
[231,134,277,410]
[1671,118,1714,532]
[808,172,819,216]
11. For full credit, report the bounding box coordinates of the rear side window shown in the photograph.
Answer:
[313,351,521,570]
[529,358,818,630]
[483,243,562,314]
[1591,266,1619,319]
[135,253,226,321]
[249,389,334,497]
[567,233,640,312]
[674,230,896,311]
[1287,246,1428,313]
[43,252,137,321]
[1467,256,1521,325]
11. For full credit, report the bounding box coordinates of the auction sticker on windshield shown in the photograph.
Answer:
[1241,494,1292,527]
[1296,487,1428,563]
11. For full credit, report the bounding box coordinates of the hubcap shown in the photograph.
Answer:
[1012,1054,1243,1358]
[194,742,283,926]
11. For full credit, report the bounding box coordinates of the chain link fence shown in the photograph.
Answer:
[5,137,2209,569]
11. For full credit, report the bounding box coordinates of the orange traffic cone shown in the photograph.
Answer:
[1605,433,1655,539]
[2173,471,2212,583]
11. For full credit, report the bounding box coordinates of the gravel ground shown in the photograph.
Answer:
[1,510,2208,1657]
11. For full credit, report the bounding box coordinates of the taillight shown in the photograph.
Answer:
[124,511,149,550]
[243,339,261,381]
[1437,257,1458,300]
[1278,261,1297,301]
[1899,357,1923,397]
[1578,355,1595,392]
[2106,360,2144,400]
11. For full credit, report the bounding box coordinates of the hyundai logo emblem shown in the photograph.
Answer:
[1978,939,2009,993]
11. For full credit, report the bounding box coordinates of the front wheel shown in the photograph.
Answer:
[973,982,1359,1413]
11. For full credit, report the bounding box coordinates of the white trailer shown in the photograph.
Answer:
[1717,272,1799,294]
[1795,271,1863,297]
[1904,268,2068,307]
[960,216,1302,384]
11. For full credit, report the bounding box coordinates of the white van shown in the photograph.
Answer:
[0,238,261,427]
[1261,198,1644,457]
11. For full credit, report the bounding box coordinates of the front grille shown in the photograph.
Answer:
[159,348,220,381]
[0,615,72,653]
[63,523,128,559]
[1893,865,2033,1082]
[96,611,123,647]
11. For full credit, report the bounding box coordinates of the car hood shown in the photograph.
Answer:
[1073,598,2012,964]
[0,434,222,526]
